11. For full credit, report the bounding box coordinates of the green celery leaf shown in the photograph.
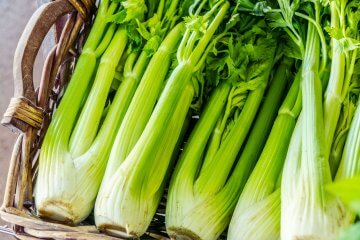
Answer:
[277,0,299,24]
[225,13,240,31]
[143,36,161,55]
[107,11,127,23]
[346,0,360,34]
[325,26,344,40]
[136,21,152,40]
[126,21,143,51]
[178,0,195,17]
[336,37,360,53]
[252,1,271,16]
[281,35,303,59]
[121,0,147,22]
[184,15,208,34]
[266,12,288,29]
[108,0,147,24]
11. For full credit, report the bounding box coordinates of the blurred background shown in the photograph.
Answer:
[0,1,41,239]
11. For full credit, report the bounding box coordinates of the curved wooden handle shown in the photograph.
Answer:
[13,0,75,102]
[1,0,76,133]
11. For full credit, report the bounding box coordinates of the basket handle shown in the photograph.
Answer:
[1,0,77,133]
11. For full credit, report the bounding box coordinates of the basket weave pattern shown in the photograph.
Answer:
[0,0,168,239]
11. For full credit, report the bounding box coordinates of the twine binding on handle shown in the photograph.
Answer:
[2,97,43,132]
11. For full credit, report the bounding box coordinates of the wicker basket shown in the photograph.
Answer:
[0,1,169,239]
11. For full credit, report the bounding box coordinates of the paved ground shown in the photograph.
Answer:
[0,1,38,239]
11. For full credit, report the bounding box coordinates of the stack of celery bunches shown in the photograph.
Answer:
[33,0,360,239]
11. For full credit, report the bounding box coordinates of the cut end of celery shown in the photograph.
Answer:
[97,223,140,239]
[168,227,202,240]
[37,200,80,225]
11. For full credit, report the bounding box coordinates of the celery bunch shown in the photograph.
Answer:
[35,0,175,224]
[166,18,280,239]
[35,0,140,223]
[30,0,360,239]
[94,0,230,237]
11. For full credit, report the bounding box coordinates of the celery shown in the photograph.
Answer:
[328,0,360,175]
[281,19,336,239]
[230,189,281,240]
[279,0,360,237]
[324,1,346,174]
[325,0,360,176]
[94,1,230,237]
[228,65,301,240]
[101,22,184,180]
[34,0,149,224]
[166,20,278,239]
[336,99,360,180]
[31,0,360,236]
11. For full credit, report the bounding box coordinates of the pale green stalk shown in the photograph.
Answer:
[226,59,295,193]
[326,99,360,239]
[302,29,324,192]
[285,22,332,238]
[280,112,303,238]
[166,81,232,240]
[69,27,128,157]
[193,87,267,195]
[95,83,194,238]
[336,99,360,180]
[94,2,230,237]
[167,84,269,240]
[166,29,278,239]
[229,190,281,240]
[34,0,151,223]
[36,26,129,224]
[194,57,285,196]
[281,17,350,238]
[101,23,184,180]
[228,67,301,240]
[325,0,346,176]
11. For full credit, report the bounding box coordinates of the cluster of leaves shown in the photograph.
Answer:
[204,19,276,87]
[197,14,277,140]
[107,0,180,53]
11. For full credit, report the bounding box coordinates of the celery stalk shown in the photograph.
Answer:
[166,22,278,239]
[226,58,296,196]
[326,100,360,228]
[284,22,331,238]
[94,2,230,237]
[279,0,360,237]
[36,26,129,223]
[228,65,301,240]
[95,83,194,238]
[195,86,268,194]
[336,101,360,180]
[69,27,128,157]
[230,189,281,240]
[101,23,184,180]
[325,1,347,176]
[34,0,149,224]
[281,21,349,239]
